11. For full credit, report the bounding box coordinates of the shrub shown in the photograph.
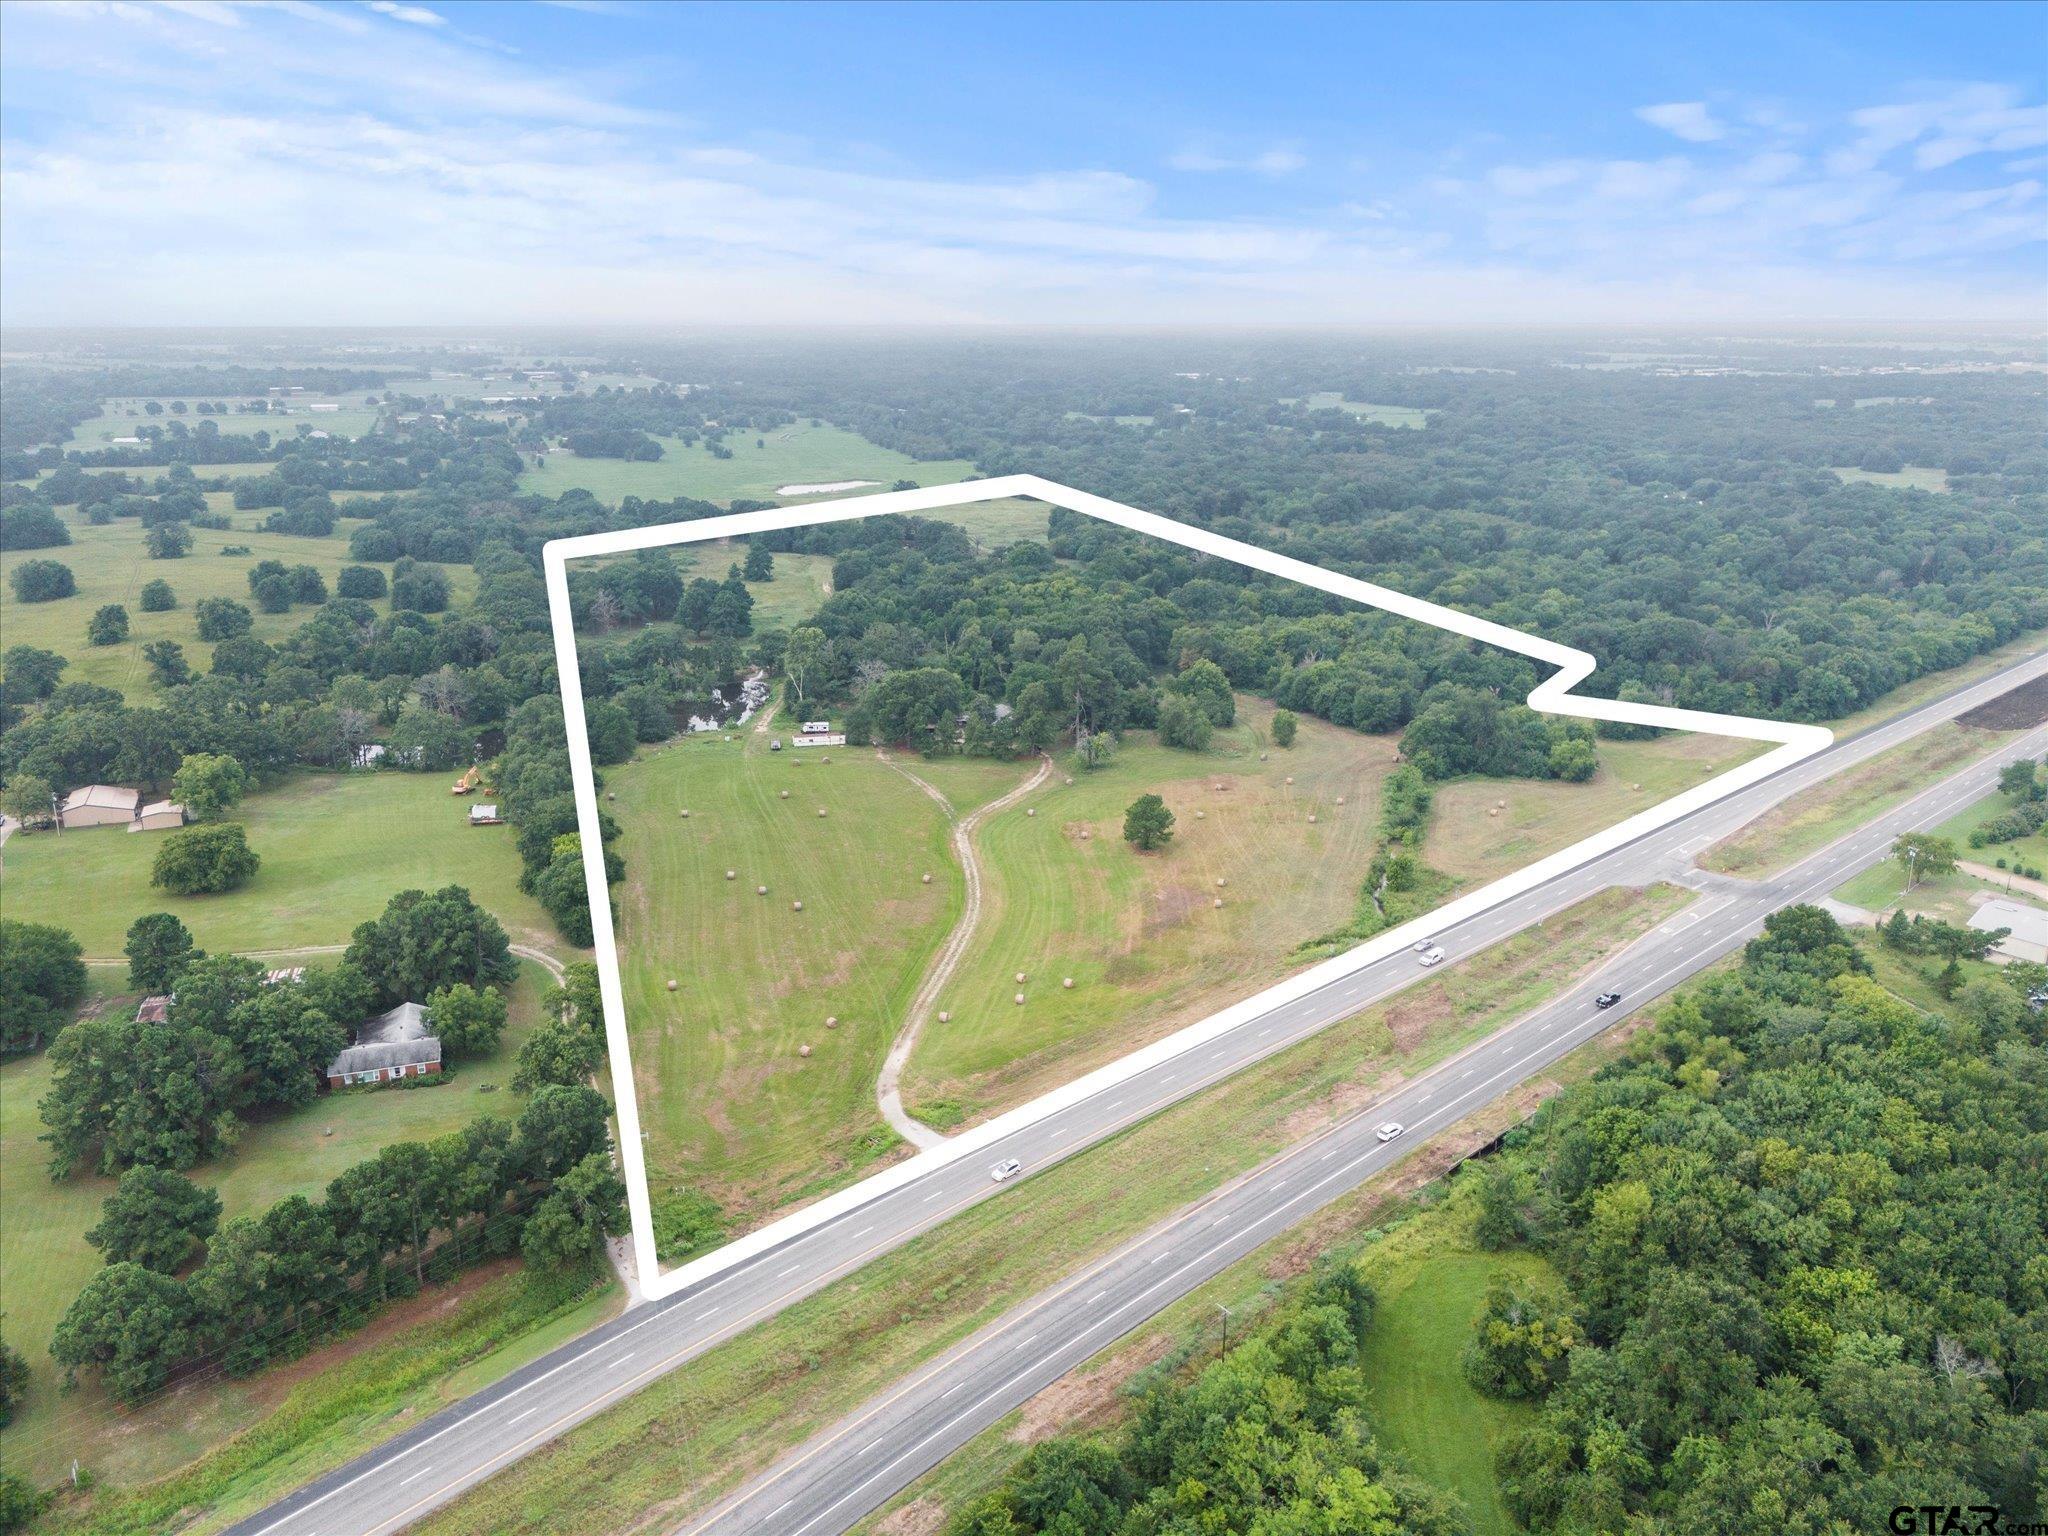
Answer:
[139,578,176,612]
[150,822,260,895]
[193,595,253,641]
[336,564,388,600]
[9,559,75,603]
[87,603,131,645]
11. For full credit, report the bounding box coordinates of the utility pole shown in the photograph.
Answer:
[1215,1302,1232,1360]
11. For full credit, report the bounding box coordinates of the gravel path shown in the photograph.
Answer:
[873,753,1051,1148]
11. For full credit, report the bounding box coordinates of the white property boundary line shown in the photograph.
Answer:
[543,474,1831,1304]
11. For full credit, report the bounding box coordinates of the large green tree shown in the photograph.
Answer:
[85,1166,223,1274]
[124,912,203,992]
[344,886,516,1006]
[0,919,86,1053]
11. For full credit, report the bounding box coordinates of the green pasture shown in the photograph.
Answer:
[517,421,975,507]
[1,508,475,699]
[0,959,553,1488]
[603,733,1028,1220]
[1829,465,1950,492]
[1288,393,1434,427]
[0,770,559,958]
[65,399,382,449]
[903,701,1394,1117]
[1424,731,1762,884]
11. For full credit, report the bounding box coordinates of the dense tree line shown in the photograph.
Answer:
[1466,908,2048,1529]
[50,1082,620,1404]
[949,1262,1465,1535]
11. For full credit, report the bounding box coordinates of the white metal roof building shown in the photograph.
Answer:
[1972,898,2048,965]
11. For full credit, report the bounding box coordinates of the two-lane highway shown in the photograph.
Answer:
[227,647,2047,1536]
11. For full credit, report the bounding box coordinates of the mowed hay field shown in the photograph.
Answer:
[0,508,475,699]
[0,959,554,1489]
[518,421,975,507]
[65,399,384,447]
[903,701,1397,1117]
[605,733,1032,1219]
[1423,731,1763,884]
[0,770,558,957]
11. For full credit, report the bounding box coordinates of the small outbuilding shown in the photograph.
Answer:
[133,799,186,831]
[326,1001,442,1089]
[468,803,504,825]
[60,784,139,829]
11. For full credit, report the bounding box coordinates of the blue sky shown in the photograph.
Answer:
[2,0,2042,326]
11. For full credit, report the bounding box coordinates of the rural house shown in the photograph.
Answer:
[325,1001,443,1089]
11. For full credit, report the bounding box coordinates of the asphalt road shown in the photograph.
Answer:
[227,647,2048,1536]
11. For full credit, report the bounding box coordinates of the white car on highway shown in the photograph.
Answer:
[1418,947,1446,967]
[1375,1122,1405,1142]
[990,1158,1023,1183]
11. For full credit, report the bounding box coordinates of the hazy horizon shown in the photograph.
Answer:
[3,1,2044,330]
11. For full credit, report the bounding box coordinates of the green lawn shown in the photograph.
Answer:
[518,421,975,507]
[1355,1196,1560,1535]
[935,496,1053,550]
[0,959,554,1489]
[1,507,475,699]
[1833,860,2046,928]
[1932,789,2048,872]
[0,770,561,958]
[604,733,1015,1222]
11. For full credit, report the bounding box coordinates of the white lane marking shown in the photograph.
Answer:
[398,1467,434,1488]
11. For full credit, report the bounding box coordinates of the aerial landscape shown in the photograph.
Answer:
[1,4,2045,1536]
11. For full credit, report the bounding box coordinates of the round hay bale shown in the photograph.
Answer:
[799,1043,812,1058]
[938,1010,951,1023]
[666,979,678,992]
[1026,807,1036,817]
[757,884,769,895]
[1013,992,1026,1005]
[605,791,615,802]
[1488,807,1500,818]
[821,755,831,763]
[1062,977,1074,989]
[1495,799,1506,809]
[780,789,790,799]
[1080,828,1091,840]
[680,809,691,818]
[1259,752,1268,761]
[1335,795,1346,806]
[1213,897,1224,908]
[1212,782,1222,791]
[1631,782,1642,791]
[1285,775,1295,785]
[1307,813,1318,824]
[1014,971,1027,984]
[726,869,737,880]
[1064,776,1074,786]
[922,873,933,884]
[825,1015,838,1028]
[1216,877,1227,887]
[792,900,804,911]
[817,808,828,818]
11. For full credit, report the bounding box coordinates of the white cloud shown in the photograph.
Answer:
[0,6,2038,328]
[1167,145,1306,176]
[366,1,445,26]
[1636,101,1725,143]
